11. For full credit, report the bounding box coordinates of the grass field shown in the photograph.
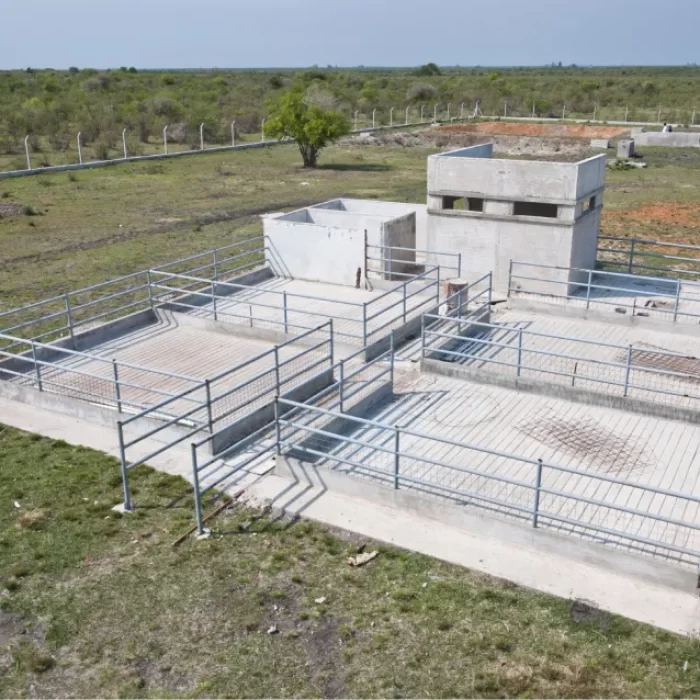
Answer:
[2,427,700,698]
[3,138,700,697]
[3,138,700,312]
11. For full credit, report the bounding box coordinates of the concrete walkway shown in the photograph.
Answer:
[1,396,698,636]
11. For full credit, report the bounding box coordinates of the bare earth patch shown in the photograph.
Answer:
[439,122,631,139]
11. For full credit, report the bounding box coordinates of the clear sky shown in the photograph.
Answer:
[2,0,699,69]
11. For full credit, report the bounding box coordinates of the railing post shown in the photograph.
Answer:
[517,328,523,377]
[457,288,463,318]
[362,303,368,345]
[420,314,426,360]
[402,284,407,322]
[488,273,493,306]
[211,284,218,321]
[31,341,42,391]
[213,248,219,280]
[674,280,681,322]
[628,239,636,274]
[191,443,205,536]
[393,426,400,490]
[283,291,288,334]
[338,361,345,413]
[507,260,514,298]
[585,269,593,309]
[274,347,281,394]
[274,396,282,455]
[388,246,393,279]
[64,293,75,347]
[623,345,633,397]
[146,270,154,309]
[205,379,214,432]
[457,252,462,278]
[532,459,543,528]
[112,359,122,413]
[117,421,133,512]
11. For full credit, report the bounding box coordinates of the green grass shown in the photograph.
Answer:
[1,425,700,698]
[0,142,433,311]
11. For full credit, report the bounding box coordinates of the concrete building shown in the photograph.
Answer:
[263,198,427,287]
[425,145,606,293]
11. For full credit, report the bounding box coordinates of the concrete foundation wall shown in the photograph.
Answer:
[632,131,700,148]
[382,213,417,278]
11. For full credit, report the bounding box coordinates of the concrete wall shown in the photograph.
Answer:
[264,215,365,287]
[632,131,700,148]
[381,213,417,279]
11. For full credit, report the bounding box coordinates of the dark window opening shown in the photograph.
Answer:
[466,197,484,212]
[513,201,558,218]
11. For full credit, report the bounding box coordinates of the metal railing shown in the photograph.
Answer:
[422,316,700,409]
[598,235,700,281]
[148,266,441,345]
[189,342,395,534]
[117,322,333,510]
[508,261,700,323]
[275,398,700,567]
[366,244,462,281]
[0,330,202,415]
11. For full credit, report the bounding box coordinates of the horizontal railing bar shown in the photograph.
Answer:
[151,237,265,270]
[122,401,207,448]
[70,299,151,328]
[599,235,700,253]
[125,422,205,472]
[69,284,150,312]
[120,381,207,427]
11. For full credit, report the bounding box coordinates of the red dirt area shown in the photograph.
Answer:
[604,202,700,233]
[439,122,630,139]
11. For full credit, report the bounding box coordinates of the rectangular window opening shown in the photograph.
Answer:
[467,197,484,212]
[513,201,558,219]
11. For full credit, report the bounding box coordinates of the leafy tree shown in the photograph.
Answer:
[265,86,350,168]
[414,63,441,77]
[68,66,79,74]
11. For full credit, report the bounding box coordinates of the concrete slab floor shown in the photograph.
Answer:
[441,307,700,411]
[0,395,698,637]
[287,366,700,568]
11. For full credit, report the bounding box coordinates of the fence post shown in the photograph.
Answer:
[405,106,409,125]
[146,270,154,309]
[674,280,681,322]
[434,104,439,121]
[328,318,334,365]
[628,239,636,274]
[200,122,205,151]
[354,110,359,131]
[274,346,281,394]
[122,128,128,159]
[457,252,462,278]
[372,109,376,128]
[261,117,266,143]
[112,360,122,413]
[274,396,282,455]
[507,260,514,297]
[191,443,205,536]
[77,132,83,164]
[457,288,463,318]
[532,459,543,528]
[24,135,31,170]
[420,105,424,122]
[231,119,236,146]
[585,269,593,309]
[362,303,368,345]
[117,421,133,512]
[211,284,218,321]
[393,427,400,489]
[205,379,214,432]
[623,345,633,397]
[31,341,42,391]
[213,248,219,280]
[64,293,75,346]
[488,273,493,306]
[283,291,288,334]
[517,328,523,377]
[163,125,168,155]
[388,246,392,279]
[390,107,394,127]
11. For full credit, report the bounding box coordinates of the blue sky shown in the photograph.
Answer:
[2,0,699,69]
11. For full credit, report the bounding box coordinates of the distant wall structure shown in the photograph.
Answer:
[631,129,700,148]
[425,145,606,293]
[263,198,422,286]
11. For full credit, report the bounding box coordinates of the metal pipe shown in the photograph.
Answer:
[674,281,681,322]
[274,396,282,454]
[117,422,133,512]
[532,459,543,528]
[623,345,633,397]
[390,107,394,127]
[231,119,236,146]
[191,443,205,535]
[585,269,593,309]
[516,329,523,377]
[261,117,266,142]
[31,341,42,391]
[24,135,31,170]
[283,291,288,334]
[77,132,82,164]
[122,128,128,159]
[372,109,376,129]
[338,361,345,413]
[113,360,122,413]
[64,293,75,346]
[205,379,214,432]
[163,125,169,155]
[200,122,205,150]
[393,427,400,489]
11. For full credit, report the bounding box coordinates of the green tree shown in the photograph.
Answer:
[265,86,350,168]
[414,62,441,77]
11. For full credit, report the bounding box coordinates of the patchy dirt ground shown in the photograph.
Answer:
[348,129,595,160]
[603,202,700,239]
[439,122,631,139]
